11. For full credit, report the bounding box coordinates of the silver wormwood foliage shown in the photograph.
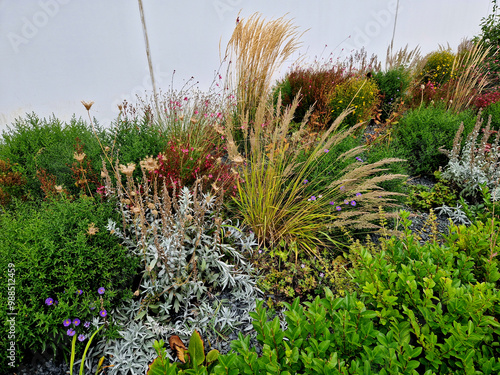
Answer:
[89,186,260,374]
[440,116,500,201]
[435,203,472,225]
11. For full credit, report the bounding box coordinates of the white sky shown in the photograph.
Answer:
[0,0,493,132]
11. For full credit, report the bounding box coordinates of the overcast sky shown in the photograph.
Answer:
[0,0,494,132]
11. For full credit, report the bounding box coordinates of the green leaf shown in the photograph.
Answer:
[206,349,219,365]
[188,330,206,367]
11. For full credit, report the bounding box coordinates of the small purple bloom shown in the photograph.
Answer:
[355,157,364,162]
[324,149,329,153]
[258,249,262,254]
[351,201,357,206]
[98,287,105,295]
[76,290,83,296]
[67,328,76,337]
[54,300,59,305]
[84,321,91,329]
[310,196,316,201]
[63,319,71,327]
[301,264,305,268]
[303,179,308,184]
[340,186,344,191]
[336,206,342,211]
[356,192,362,197]
[73,319,80,326]
[344,199,349,205]
[319,273,324,278]
[78,334,86,342]
[45,298,54,306]
[99,310,107,318]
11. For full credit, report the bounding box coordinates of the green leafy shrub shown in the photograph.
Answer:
[482,99,500,130]
[0,196,139,371]
[407,171,458,211]
[329,77,380,128]
[0,114,104,199]
[420,50,456,85]
[212,211,500,374]
[372,66,412,121]
[393,105,476,175]
[147,332,220,374]
[0,159,26,207]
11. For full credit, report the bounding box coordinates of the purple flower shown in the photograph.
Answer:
[67,328,76,337]
[303,179,308,184]
[63,319,71,327]
[78,334,86,342]
[319,273,324,278]
[340,186,344,191]
[356,192,362,197]
[301,264,305,268]
[76,290,83,296]
[89,304,96,310]
[84,321,91,329]
[54,300,59,305]
[329,201,335,205]
[355,157,364,162]
[344,199,349,205]
[336,206,342,211]
[45,298,54,306]
[99,310,107,318]
[73,319,80,326]
[351,201,357,206]
[324,149,329,153]
[309,196,316,201]
[98,287,105,295]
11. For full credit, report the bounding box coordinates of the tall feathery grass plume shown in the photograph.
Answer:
[222,12,305,120]
[446,41,492,112]
[223,93,407,259]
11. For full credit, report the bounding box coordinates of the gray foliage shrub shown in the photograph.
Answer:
[86,165,260,375]
[440,115,500,201]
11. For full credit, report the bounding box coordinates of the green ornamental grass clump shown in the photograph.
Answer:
[0,195,140,371]
[329,77,380,128]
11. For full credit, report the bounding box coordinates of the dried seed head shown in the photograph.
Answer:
[81,100,94,111]
[140,156,159,172]
[147,202,156,210]
[133,290,140,297]
[119,163,136,176]
[55,185,63,193]
[190,117,198,124]
[74,152,86,163]
[104,146,110,152]
[131,206,141,214]
[151,209,158,216]
[117,104,123,111]
[122,199,131,205]
[213,123,225,135]
[420,84,425,90]
[178,115,184,121]
[87,223,99,235]
[231,155,245,164]
[101,170,108,178]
